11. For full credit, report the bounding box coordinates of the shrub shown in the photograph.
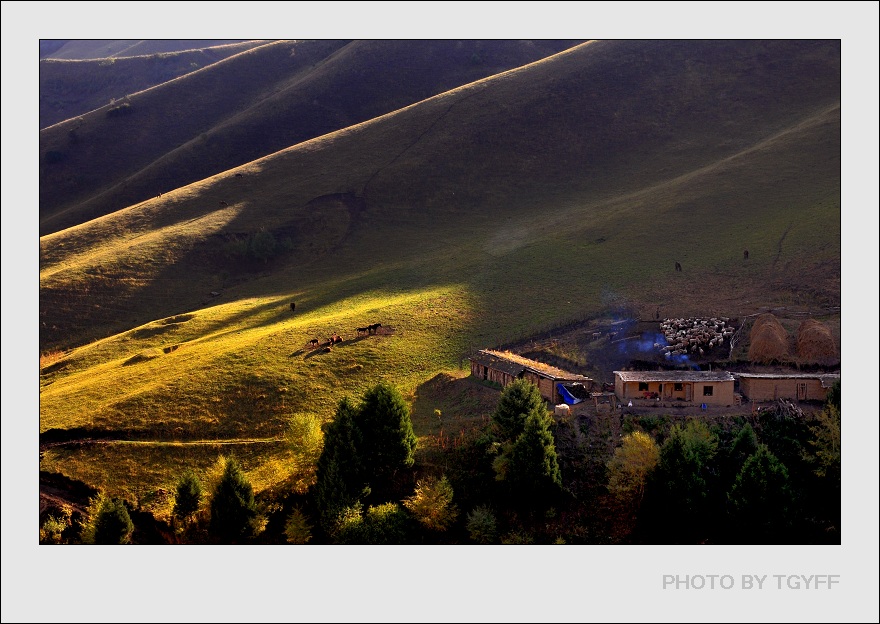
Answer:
[40,514,70,544]
[466,505,497,544]
[403,475,459,532]
[106,102,133,118]
[284,507,313,544]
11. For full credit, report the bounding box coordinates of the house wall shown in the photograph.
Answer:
[694,382,734,405]
[471,359,589,405]
[471,361,516,388]
[615,378,734,405]
[739,377,828,402]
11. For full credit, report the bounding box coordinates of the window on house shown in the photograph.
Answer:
[703,386,713,396]
[638,382,649,391]
[658,384,663,392]
[674,383,683,391]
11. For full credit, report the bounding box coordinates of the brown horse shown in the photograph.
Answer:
[356,326,369,336]
[308,338,319,349]
[368,323,382,334]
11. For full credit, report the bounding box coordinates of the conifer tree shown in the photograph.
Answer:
[209,457,257,542]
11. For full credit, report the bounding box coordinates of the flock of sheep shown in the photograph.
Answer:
[655,317,735,358]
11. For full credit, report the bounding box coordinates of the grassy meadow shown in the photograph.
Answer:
[38,39,841,521]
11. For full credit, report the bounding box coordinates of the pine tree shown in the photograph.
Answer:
[92,497,134,545]
[209,456,257,542]
[641,421,718,542]
[729,445,793,543]
[313,398,364,528]
[356,382,417,483]
[504,411,562,507]
[492,378,545,440]
[172,469,202,524]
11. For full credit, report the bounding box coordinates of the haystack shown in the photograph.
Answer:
[796,319,838,364]
[748,313,789,363]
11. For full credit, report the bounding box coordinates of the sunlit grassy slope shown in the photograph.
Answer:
[39,40,840,505]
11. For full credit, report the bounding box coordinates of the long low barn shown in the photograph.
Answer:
[735,373,840,402]
[469,349,593,405]
[614,370,735,406]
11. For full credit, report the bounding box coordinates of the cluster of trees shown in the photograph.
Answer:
[42,378,839,545]
[607,384,841,544]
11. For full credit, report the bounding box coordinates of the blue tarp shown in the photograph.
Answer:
[557,383,583,405]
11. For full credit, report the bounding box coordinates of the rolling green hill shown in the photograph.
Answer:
[39,39,583,234]
[40,39,253,60]
[40,40,269,128]
[39,39,840,514]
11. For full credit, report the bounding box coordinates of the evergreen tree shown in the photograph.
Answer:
[172,469,202,524]
[641,420,718,542]
[92,497,134,545]
[504,411,562,507]
[313,398,364,528]
[730,423,759,467]
[284,507,313,544]
[720,422,760,490]
[492,378,546,440]
[729,445,794,543]
[356,382,417,483]
[209,456,257,542]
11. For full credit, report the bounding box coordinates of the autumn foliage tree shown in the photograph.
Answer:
[606,431,660,507]
[403,475,459,532]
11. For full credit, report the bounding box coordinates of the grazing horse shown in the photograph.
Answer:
[308,338,319,349]
[356,326,369,336]
[290,301,296,312]
[674,262,682,272]
[368,323,382,335]
[743,249,749,260]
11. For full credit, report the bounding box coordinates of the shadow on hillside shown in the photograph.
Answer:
[410,372,498,438]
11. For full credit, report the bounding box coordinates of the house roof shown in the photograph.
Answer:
[470,350,592,382]
[735,373,841,388]
[614,370,735,383]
